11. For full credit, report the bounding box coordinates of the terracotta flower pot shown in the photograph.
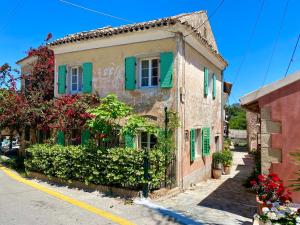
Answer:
[224,166,231,175]
[256,195,266,215]
[212,168,222,179]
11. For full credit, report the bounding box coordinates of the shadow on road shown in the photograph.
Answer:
[197,147,257,219]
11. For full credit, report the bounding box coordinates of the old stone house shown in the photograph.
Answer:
[240,71,300,202]
[18,11,228,188]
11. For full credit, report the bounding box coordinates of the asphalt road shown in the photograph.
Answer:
[0,169,179,225]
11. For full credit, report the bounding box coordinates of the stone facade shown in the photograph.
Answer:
[246,111,258,151]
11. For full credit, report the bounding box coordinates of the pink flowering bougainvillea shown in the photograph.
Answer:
[47,94,99,140]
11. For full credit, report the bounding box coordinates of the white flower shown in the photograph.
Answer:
[296,216,300,223]
[271,207,278,212]
[262,207,270,214]
[267,212,278,220]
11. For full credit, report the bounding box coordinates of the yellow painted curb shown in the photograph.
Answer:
[0,166,136,225]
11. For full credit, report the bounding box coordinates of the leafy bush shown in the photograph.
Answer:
[212,152,222,169]
[25,144,166,190]
[221,150,233,166]
[244,149,261,188]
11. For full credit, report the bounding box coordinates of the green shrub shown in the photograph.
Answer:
[221,150,233,166]
[25,144,166,190]
[212,152,222,169]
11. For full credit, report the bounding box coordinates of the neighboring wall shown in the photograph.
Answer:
[259,80,300,203]
[246,111,258,151]
[54,38,177,125]
[182,43,223,187]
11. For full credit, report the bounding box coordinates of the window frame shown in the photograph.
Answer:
[138,131,157,149]
[138,57,160,88]
[70,66,82,94]
[195,128,202,158]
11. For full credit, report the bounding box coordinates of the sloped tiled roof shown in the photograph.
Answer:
[49,11,227,64]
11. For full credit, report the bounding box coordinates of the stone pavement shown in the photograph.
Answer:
[155,147,257,225]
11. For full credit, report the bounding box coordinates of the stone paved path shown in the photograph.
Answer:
[155,147,257,225]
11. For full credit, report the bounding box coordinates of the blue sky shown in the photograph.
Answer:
[0,0,299,103]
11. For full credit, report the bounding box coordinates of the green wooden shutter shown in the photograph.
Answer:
[190,129,196,161]
[57,131,65,146]
[81,130,90,145]
[204,68,209,97]
[82,62,93,93]
[58,65,67,94]
[160,52,174,88]
[125,57,136,90]
[202,128,210,156]
[212,74,216,99]
[125,134,135,148]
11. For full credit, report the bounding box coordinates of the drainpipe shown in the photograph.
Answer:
[221,68,226,151]
[175,32,185,189]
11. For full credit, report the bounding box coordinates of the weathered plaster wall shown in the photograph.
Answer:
[54,38,177,124]
[182,43,223,186]
[259,80,300,203]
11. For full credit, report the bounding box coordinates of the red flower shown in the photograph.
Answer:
[250,180,257,186]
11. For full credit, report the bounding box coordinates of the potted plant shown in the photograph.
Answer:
[250,173,292,215]
[212,152,222,179]
[257,202,300,225]
[221,150,233,175]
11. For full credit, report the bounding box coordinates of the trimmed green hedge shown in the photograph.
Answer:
[24,144,165,190]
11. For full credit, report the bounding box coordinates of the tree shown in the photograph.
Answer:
[226,103,247,130]
[0,34,55,151]
[48,94,99,142]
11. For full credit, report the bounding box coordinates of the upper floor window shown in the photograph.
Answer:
[70,66,82,94]
[140,58,159,87]
[139,132,157,149]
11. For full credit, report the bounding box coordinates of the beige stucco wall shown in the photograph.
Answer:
[182,43,223,185]
[54,38,177,124]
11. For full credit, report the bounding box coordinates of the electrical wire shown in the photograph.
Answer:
[284,34,300,77]
[257,0,290,92]
[58,0,135,23]
[231,0,266,86]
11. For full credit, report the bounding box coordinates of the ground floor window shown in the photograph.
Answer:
[71,129,81,145]
[37,130,51,144]
[195,129,202,158]
[139,132,157,149]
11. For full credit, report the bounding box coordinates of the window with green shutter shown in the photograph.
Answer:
[204,67,209,97]
[58,65,67,94]
[202,128,210,156]
[212,74,216,99]
[125,57,136,90]
[81,129,90,145]
[82,62,93,93]
[125,134,135,148]
[190,129,196,161]
[57,131,65,146]
[160,52,173,88]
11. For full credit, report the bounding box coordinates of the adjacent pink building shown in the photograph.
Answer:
[241,71,300,203]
